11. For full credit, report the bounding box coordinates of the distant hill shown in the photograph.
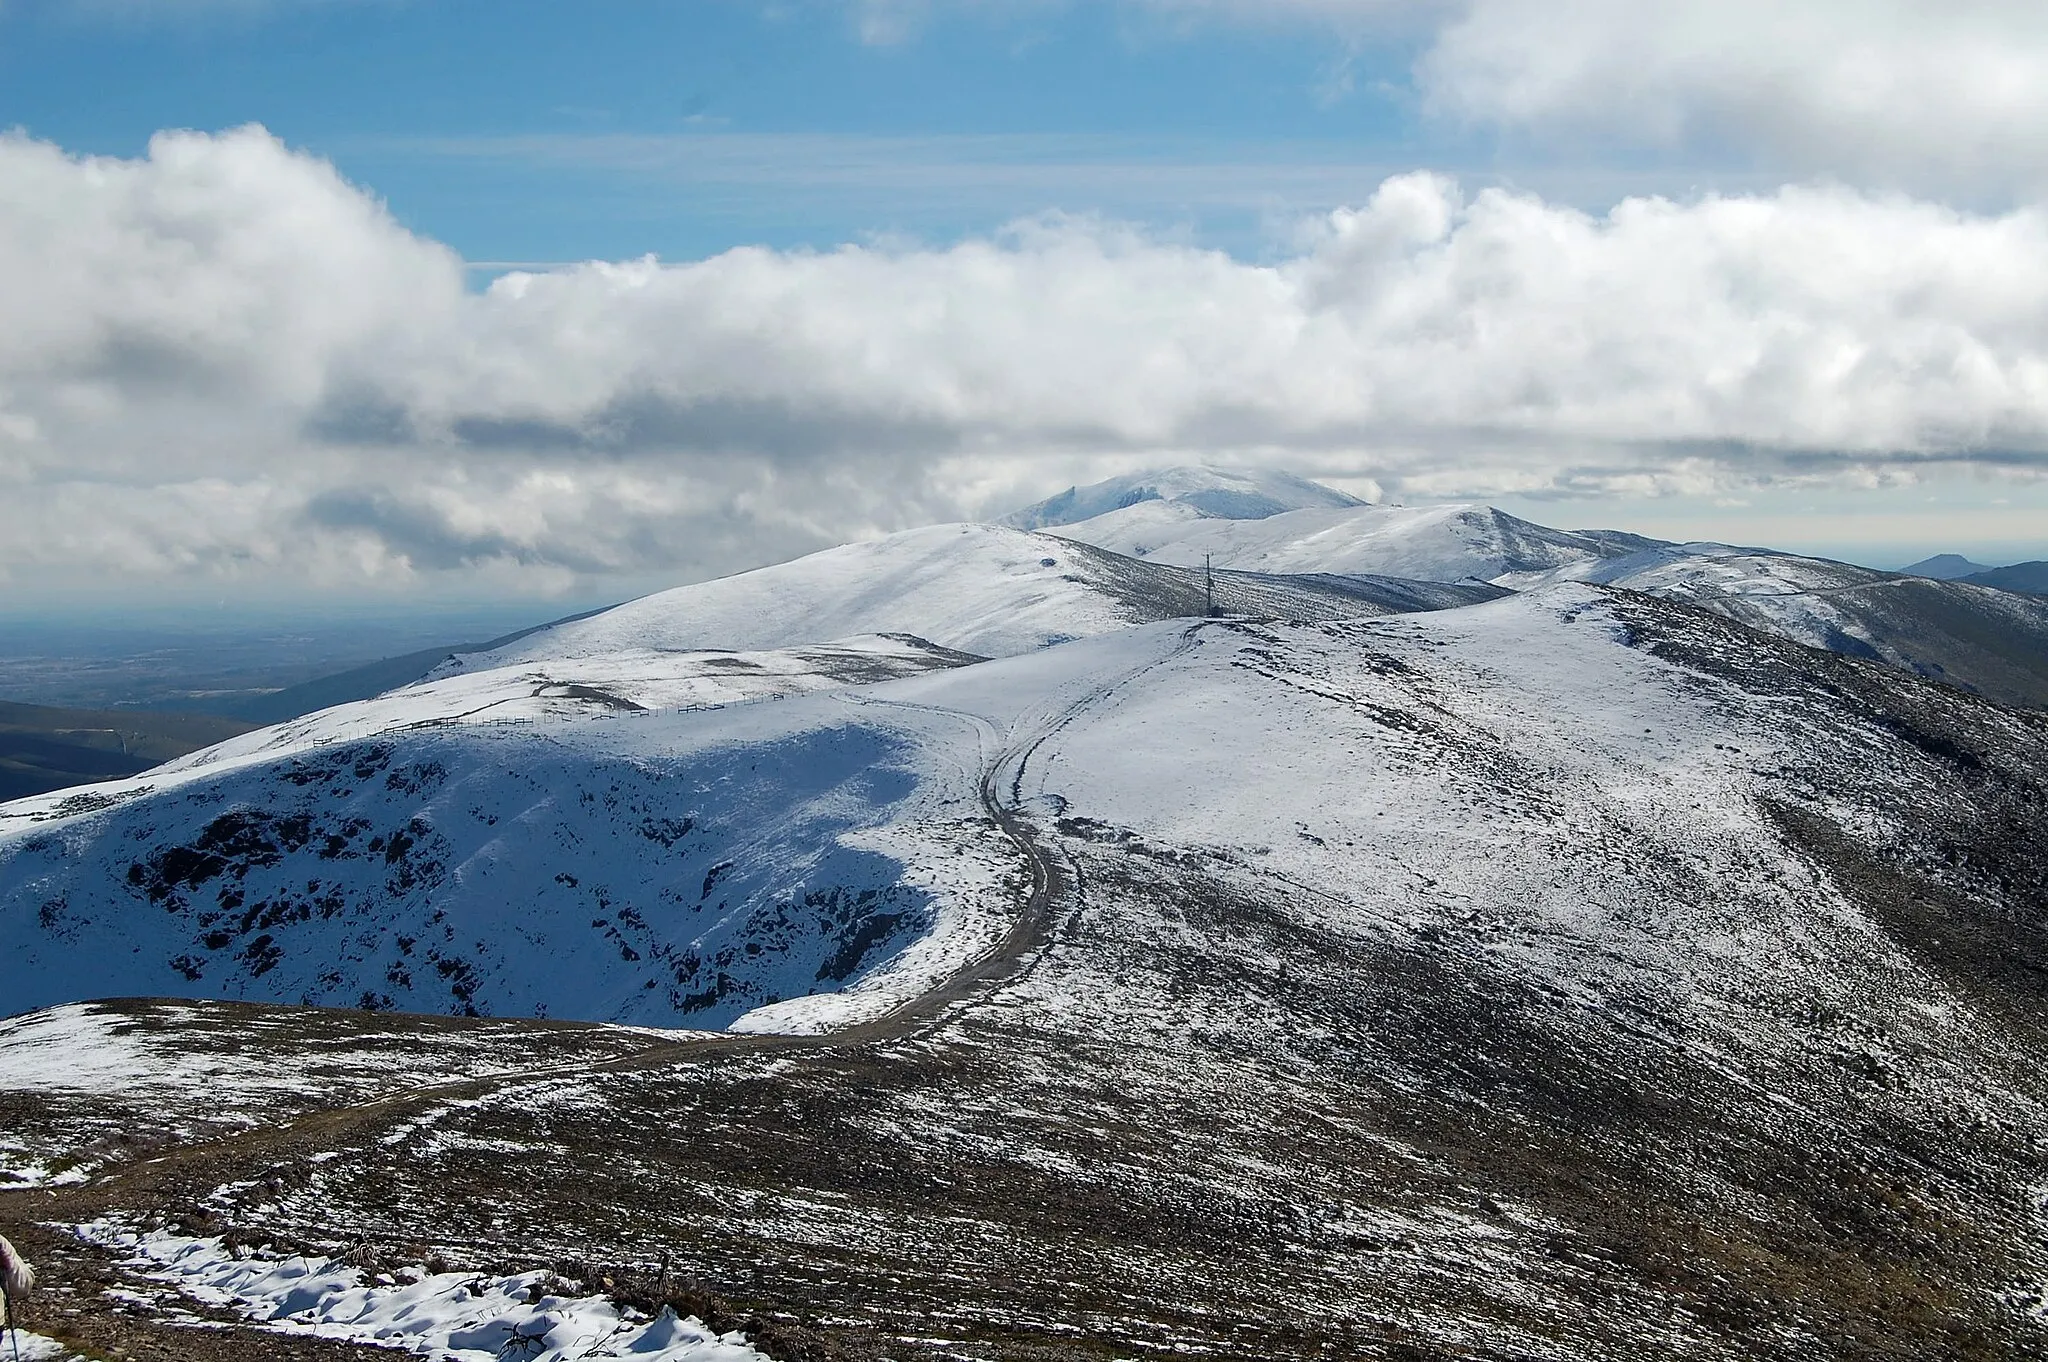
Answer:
[1963,560,2048,596]
[0,701,252,801]
[1053,499,1666,586]
[1900,553,1995,580]
[1001,465,1362,530]
[1046,486,2048,709]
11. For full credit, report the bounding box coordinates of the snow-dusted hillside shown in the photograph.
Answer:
[1587,546,2048,709]
[153,634,982,779]
[0,693,1024,1030]
[9,585,2048,1358]
[6,576,2042,1035]
[1057,500,1663,586]
[441,525,1134,668]
[1049,494,2048,708]
[433,522,1496,677]
[1001,464,1362,530]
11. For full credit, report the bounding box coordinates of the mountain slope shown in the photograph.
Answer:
[8,587,2048,1358]
[437,523,1501,675]
[1590,546,2048,709]
[370,592,2048,1357]
[1001,464,1363,530]
[1057,500,1665,586]
[1965,560,2048,596]
[0,688,1025,1030]
[154,635,986,782]
[1053,497,2048,708]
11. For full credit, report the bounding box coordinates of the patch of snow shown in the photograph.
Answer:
[82,1225,767,1362]
[0,1005,161,1094]
[0,1330,79,1361]
[0,1148,89,1190]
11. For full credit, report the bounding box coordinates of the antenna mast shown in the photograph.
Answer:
[1204,554,1217,617]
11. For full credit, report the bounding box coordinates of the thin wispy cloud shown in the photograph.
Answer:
[377,130,1414,202]
[365,129,1790,234]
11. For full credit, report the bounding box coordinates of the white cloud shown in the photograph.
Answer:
[1138,0,2048,196]
[48,3,2048,196]
[1420,0,2048,194]
[6,126,2048,593]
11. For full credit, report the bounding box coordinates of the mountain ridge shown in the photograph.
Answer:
[1964,560,2048,596]
[1000,464,1364,530]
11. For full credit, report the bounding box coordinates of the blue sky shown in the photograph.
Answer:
[2,0,2047,611]
[3,1,1659,264]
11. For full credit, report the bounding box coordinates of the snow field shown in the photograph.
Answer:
[0,1331,77,1362]
[439,524,1143,669]
[81,1225,768,1362]
[1055,500,1636,585]
[157,635,981,779]
[0,696,1019,1027]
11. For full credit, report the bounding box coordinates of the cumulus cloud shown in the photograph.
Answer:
[1420,0,2048,194]
[6,126,2048,592]
[1138,0,2048,195]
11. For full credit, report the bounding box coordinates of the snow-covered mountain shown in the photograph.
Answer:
[3,576,2039,1032]
[434,521,1498,675]
[7,513,2048,1361]
[1000,465,1363,530]
[0,683,1025,1029]
[1581,545,2048,709]
[1048,491,2048,709]
[197,521,1485,726]
[1056,499,1664,586]
[7,584,2048,1358]
[0,524,1507,1029]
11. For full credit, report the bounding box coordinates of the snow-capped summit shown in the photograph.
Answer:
[435,521,1491,676]
[1000,465,1364,531]
[1056,500,1663,588]
[1047,496,2048,707]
